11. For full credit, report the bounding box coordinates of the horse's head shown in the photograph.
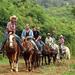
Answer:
[22,38,28,48]
[8,33,15,48]
[44,44,50,53]
[22,38,34,52]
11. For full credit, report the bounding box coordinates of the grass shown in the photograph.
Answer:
[63,71,75,75]
[0,54,8,64]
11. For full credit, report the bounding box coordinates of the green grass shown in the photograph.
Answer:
[62,63,75,75]
[63,71,75,75]
[0,55,8,64]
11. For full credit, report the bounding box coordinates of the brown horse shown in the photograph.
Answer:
[3,33,20,72]
[22,38,37,71]
[42,43,58,65]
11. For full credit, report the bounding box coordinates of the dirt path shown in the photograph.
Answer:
[0,63,42,75]
[0,58,75,75]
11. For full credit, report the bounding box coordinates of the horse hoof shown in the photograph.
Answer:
[28,69,31,72]
[10,69,13,72]
[32,69,35,72]
[26,69,28,72]
[15,69,18,72]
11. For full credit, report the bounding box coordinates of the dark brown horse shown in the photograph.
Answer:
[3,33,20,72]
[22,38,37,71]
[42,44,58,65]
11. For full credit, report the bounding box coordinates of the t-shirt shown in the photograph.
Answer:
[33,31,39,39]
[59,38,64,44]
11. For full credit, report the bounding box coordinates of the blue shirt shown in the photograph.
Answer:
[21,29,34,39]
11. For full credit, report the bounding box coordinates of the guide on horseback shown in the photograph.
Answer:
[33,26,44,52]
[1,15,24,52]
[45,33,54,48]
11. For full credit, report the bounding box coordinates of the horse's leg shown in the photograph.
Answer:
[37,54,40,67]
[42,55,44,65]
[53,54,57,64]
[15,57,19,72]
[7,53,13,72]
[10,54,15,72]
[38,55,41,67]
[15,61,18,72]
[48,55,50,65]
[26,60,29,71]
[9,60,13,72]
[28,54,33,71]
[45,56,47,65]
[13,52,19,72]
[25,60,27,71]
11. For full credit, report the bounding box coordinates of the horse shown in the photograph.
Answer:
[42,43,59,65]
[3,33,20,72]
[22,37,38,71]
[59,46,70,60]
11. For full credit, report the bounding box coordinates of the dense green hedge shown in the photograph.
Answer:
[0,0,75,56]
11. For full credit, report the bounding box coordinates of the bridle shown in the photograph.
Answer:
[8,34,15,48]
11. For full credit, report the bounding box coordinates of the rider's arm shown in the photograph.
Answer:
[6,22,11,32]
[6,22,16,33]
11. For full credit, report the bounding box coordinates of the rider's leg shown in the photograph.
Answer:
[30,40,41,54]
[15,34,24,52]
[36,41,42,51]
[61,44,65,53]
[40,41,45,46]
[61,44,63,51]
[30,40,39,50]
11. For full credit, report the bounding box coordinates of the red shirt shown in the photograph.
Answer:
[59,38,64,44]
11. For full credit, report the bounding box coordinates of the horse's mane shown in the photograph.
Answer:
[22,39,34,52]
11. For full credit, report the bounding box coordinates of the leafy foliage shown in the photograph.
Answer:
[0,0,75,56]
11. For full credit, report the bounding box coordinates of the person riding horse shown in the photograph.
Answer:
[45,33,55,48]
[21,24,40,54]
[58,35,65,54]
[33,27,44,52]
[1,15,24,52]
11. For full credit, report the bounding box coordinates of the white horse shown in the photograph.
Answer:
[51,43,60,61]
[60,46,70,60]
[65,46,71,59]
[51,44,70,61]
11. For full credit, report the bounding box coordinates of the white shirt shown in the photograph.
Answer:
[45,37,53,46]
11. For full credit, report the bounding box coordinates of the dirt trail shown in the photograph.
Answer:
[0,58,75,75]
[0,63,43,75]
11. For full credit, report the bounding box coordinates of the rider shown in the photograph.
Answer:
[33,26,40,40]
[1,15,24,51]
[58,35,65,54]
[33,26,44,51]
[45,33,54,48]
[21,24,40,54]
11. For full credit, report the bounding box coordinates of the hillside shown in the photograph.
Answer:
[37,0,75,7]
